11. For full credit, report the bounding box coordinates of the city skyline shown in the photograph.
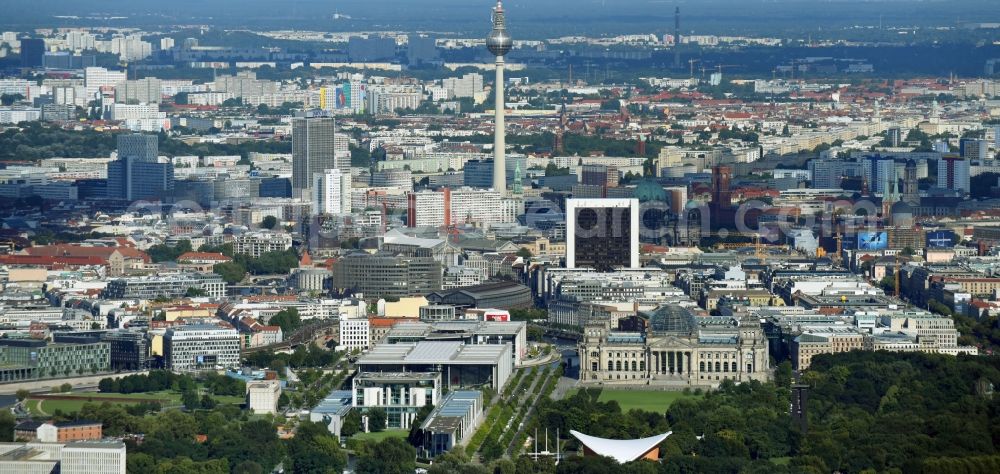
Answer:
[0,0,998,473]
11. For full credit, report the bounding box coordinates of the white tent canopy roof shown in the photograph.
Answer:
[569,429,673,463]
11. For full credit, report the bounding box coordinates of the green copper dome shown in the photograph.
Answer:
[633,179,668,203]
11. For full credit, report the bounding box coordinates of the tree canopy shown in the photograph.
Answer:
[528,351,1000,473]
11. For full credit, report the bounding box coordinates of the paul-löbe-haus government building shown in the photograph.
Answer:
[579,305,770,387]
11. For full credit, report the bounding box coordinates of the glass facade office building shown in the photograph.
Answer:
[566,198,640,271]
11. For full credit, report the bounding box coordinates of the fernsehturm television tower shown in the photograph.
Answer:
[487,0,512,194]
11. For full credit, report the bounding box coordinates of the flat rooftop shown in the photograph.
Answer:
[311,389,352,415]
[357,341,509,366]
[387,320,525,339]
[354,371,440,382]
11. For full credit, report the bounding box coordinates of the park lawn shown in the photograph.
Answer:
[351,430,408,442]
[26,399,46,416]
[213,394,246,405]
[57,390,178,401]
[564,389,702,413]
[61,388,245,404]
[31,389,246,415]
[39,398,142,415]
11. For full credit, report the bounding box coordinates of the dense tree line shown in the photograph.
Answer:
[61,344,1000,474]
[268,308,302,334]
[147,240,193,263]
[213,248,300,284]
[202,373,246,397]
[0,411,14,442]
[243,343,339,370]
[97,370,244,398]
[126,408,306,473]
[98,370,191,394]
[521,351,1000,473]
[509,308,548,322]
[197,243,234,256]
[0,123,291,162]
[354,437,416,474]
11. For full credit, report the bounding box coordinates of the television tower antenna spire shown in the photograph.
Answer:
[487,0,513,194]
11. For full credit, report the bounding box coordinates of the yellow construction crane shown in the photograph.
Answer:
[754,233,766,264]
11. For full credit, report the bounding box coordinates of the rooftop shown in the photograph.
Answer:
[357,341,510,366]
[311,389,353,416]
[427,281,530,299]
[354,371,441,382]
[569,429,672,464]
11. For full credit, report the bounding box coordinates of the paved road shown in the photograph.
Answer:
[550,376,578,401]
[518,351,561,368]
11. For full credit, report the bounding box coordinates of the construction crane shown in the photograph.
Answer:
[688,58,700,78]
[754,233,766,264]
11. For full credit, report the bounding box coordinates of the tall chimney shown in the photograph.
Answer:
[673,7,681,69]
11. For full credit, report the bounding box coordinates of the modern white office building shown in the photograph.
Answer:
[232,232,293,258]
[246,380,281,415]
[352,372,442,430]
[102,274,226,300]
[61,441,127,474]
[355,341,513,390]
[0,441,126,474]
[339,316,371,352]
[163,324,241,371]
[313,168,352,215]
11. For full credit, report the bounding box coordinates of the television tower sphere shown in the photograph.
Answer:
[487,1,513,57]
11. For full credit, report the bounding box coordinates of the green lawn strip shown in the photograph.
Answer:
[27,399,48,416]
[35,388,246,414]
[350,429,408,442]
[43,399,125,414]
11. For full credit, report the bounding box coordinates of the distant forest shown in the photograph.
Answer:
[3,0,1000,39]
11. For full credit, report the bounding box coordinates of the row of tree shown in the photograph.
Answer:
[97,370,245,398]
[243,343,339,370]
[213,248,301,284]
[0,123,292,162]
[118,401,412,474]
[98,370,193,394]
[522,351,1000,473]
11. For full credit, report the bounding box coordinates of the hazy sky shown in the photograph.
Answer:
[3,0,999,37]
